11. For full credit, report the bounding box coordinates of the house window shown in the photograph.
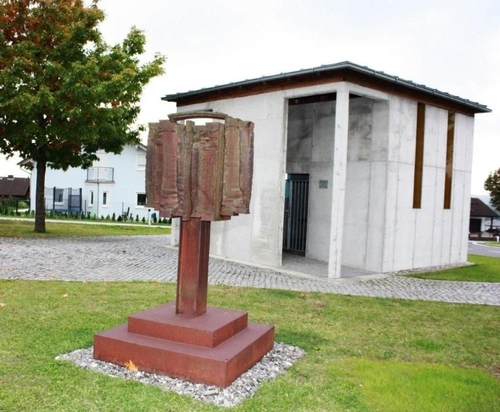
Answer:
[102,192,108,206]
[55,188,64,204]
[137,193,147,206]
[413,102,425,209]
[89,190,94,206]
[137,153,146,171]
[443,112,455,209]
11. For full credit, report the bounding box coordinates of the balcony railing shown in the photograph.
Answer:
[86,167,114,183]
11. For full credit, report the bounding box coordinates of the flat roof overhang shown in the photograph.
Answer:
[162,61,491,116]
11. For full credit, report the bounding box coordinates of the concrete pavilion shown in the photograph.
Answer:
[163,62,490,278]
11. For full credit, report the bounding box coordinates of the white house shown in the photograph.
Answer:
[162,62,490,278]
[27,144,153,221]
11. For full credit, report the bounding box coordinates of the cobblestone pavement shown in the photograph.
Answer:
[1,235,499,306]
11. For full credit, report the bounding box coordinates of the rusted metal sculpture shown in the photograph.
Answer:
[146,112,254,316]
[94,112,274,388]
[146,112,253,221]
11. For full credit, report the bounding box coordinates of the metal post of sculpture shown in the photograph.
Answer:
[94,112,274,388]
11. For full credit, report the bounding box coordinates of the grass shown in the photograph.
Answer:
[0,280,499,411]
[348,359,500,412]
[0,218,171,237]
[0,221,498,410]
[407,254,500,282]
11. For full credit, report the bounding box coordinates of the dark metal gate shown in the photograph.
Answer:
[68,188,82,212]
[50,187,82,212]
[283,174,309,255]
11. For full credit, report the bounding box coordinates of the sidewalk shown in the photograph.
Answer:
[0,235,499,306]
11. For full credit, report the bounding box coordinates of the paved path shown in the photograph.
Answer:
[1,235,499,306]
[468,240,500,258]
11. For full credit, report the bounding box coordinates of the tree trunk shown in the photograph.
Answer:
[34,157,47,233]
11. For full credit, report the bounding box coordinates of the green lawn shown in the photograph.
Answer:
[0,280,499,411]
[407,254,500,282]
[0,218,170,237]
[0,220,498,410]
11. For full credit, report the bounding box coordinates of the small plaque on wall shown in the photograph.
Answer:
[319,180,328,189]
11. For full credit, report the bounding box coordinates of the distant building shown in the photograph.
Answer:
[25,145,154,220]
[469,197,499,236]
[0,175,30,199]
[163,61,491,278]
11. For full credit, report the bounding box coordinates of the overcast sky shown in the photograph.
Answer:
[1,0,499,195]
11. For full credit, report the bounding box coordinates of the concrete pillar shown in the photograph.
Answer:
[171,218,180,246]
[328,87,350,278]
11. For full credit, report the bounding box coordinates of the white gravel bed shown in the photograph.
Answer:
[56,342,305,407]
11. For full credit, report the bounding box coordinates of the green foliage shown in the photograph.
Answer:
[0,0,165,231]
[0,0,165,167]
[485,168,500,211]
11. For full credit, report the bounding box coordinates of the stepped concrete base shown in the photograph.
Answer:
[94,302,274,387]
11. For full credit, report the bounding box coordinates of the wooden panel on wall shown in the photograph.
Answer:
[444,112,455,209]
[413,102,425,209]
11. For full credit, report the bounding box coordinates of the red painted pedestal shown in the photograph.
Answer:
[94,219,274,387]
[94,302,274,387]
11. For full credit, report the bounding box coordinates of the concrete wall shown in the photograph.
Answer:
[172,82,475,274]
[30,145,152,220]
[175,92,288,267]
[285,96,392,268]
[176,84,350,268]
[381,98,473,272]
[341,96,475,273]
[342,98,390,271]
[287,101,335,261]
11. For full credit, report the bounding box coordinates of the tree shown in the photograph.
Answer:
[0,0,165,232]
[485,168,500,211]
